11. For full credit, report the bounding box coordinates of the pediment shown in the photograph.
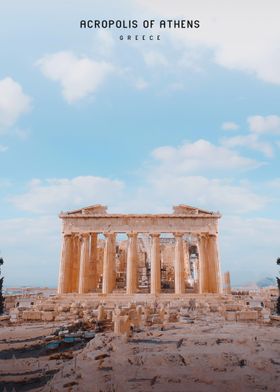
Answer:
[67,204,108,215]
[173,204,214,215]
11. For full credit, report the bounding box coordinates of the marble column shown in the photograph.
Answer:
[197,234,207,294]
[198,234,222,294]
[150,233,161,294]
[126,233,138,294]
[208,234,222,294]
[224,271,231,294]
[78,233,90,294]
[58,234,73,294]
[88,233,98,291]
[174,233,185,294]
[183,239,190,287]
[71,234,81,292]
[193,249,199,290]
[102,233,116,294]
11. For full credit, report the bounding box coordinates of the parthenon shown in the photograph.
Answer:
[57,204,222,295]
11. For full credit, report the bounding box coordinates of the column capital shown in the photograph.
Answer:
[103,232,116,238]
[127,232,138,238]
[150,233,160,238]
[198,232,209,240]
[173,232,184,238]
[80,232,90,239]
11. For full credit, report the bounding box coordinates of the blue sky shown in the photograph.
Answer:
[0,0,280,286]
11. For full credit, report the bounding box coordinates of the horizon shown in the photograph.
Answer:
[1,0,280,287]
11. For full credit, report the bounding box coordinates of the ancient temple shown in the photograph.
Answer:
[57,204,222,295]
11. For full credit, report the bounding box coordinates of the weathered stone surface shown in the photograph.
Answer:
[113,314,130,336]
[237,311,258,321]
[9,308,19,323]
[224,271,231,294]
[225,311,237,321]
[55,315,68,322]
[41,304,55,312]
[97,305,106,321]
[41,311,55,321]
[22,311,42,321]
[57,305,70,312]
[225,304,243,312]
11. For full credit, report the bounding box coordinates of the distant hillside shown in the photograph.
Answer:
[256,277,276,288]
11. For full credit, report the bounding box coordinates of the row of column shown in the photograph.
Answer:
[58,232,221,295]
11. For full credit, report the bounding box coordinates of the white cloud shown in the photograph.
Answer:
[221,122,239,131]
[221,134,274,158]
[134,78,149,90]
[136,0,280,85]
[177,49,203,72]
[0,77,32,132]
[146,175,266,214]
[143,51,169,67]
[107,139,265,215]
[0,215,58,247]
[9,139,266,217]
[94,30,115,57]
[266,178,280,189]
[248,115,280,134]
[133,139,268,215]
[221,115,280,157]
[151,139,261,174]
[36,51,114,103]
[10,176,124,213]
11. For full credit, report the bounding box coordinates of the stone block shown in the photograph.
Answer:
[237,310,258,321]
[55,315,68,322]
[58,311,73,321]
[41,304,55,312]
[225,304,242,311]
[41,311,55,321]
[0,315,9,321]
[113,314,130,336]
[22,310,42,321]
[225,311,237,321]
[261,309,270,322]
[97,305,106,321]
[9,309,19,323]
[57,305,70,312]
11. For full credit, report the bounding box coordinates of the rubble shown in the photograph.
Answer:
[3,285,278,329]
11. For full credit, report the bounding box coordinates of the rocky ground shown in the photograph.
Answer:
[0,321,89,391]
[1,314,280,392]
